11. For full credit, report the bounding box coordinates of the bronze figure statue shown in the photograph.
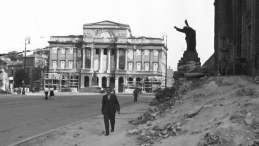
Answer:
[174,20,196,52]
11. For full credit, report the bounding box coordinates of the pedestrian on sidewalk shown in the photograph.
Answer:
[133,88,139,102]
[44,87,49,100]
[101,87,120,136]
[49,87,55,100]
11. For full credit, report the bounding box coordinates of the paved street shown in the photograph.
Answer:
[0,94,153,146]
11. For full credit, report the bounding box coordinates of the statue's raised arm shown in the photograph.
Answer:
[174,26,185,33]
[185,20,190,28]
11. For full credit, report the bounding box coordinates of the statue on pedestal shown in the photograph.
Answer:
[91,71,98,86]
[174,20,196,52]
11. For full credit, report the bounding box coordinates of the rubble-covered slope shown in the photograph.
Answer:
[128,76,259,146]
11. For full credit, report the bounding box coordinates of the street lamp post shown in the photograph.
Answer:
[162,33,167,88]
[22,36,31,94]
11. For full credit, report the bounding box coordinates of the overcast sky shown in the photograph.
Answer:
[0,0,214,71]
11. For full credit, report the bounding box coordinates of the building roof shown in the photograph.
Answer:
[26,54,47,58]
[83,20,129,27]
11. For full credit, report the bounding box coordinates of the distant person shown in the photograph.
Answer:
[49,87,55,100]
[133,88,139,102]
[101,87,120,136]
[44,87,49,100]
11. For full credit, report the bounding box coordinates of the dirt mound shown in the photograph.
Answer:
[128,76,259,146]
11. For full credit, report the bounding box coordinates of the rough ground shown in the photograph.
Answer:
[12,76,259,146]
[129,76,259,146]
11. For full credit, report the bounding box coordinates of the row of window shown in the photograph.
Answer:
[52,60,159,71]
[51,48,159,57]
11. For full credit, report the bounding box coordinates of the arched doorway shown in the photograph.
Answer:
[128,77,133,89]
[102,77,107,88]
[145,77,151,93]
[84,76,89,87]
[110,77,115,89]
[118,77,124,93]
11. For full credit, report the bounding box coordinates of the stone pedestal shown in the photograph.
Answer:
[177,51,200,69]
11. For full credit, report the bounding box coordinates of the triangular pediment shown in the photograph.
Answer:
[83,20,129,27]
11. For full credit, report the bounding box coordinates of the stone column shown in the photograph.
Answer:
[116,49,119,70]
[99,48,103,71]
[141,50,144,71]
[99,76,102,87]
[80,74,84,88]
[149,50,153,71]
[115,77,118,93]
[107,77,110,87]
[90,48,94,72]
[125,49,128,70]
[107,48,111,73]
[82,48,85,69]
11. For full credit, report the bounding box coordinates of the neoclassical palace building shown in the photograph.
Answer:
[46,20,167,93]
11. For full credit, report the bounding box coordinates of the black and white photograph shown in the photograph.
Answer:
[1,0,259,146]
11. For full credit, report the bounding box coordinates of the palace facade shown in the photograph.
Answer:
[46,21,167,93]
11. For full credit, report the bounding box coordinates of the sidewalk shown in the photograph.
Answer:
[12,101,151,146]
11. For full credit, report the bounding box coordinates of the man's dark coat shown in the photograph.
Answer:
[102,94,120,114]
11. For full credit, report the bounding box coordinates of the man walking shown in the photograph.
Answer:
[101,87,120,136]
[133,88,139,102]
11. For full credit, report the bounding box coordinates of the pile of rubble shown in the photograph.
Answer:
[174,61,210,79]
[128,122,187,146]
[129,100,176,125]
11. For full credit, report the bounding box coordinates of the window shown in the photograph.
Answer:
[60,61,65,69]
[96,49,99,54]
[111,49,115,55]
[61,48,65,54]
[128,62,133,71]
[153,63,158,72]
[69,48,73,54]
[144,50,149,56]
[52,48,57,54]
[153,50,158,56]
[145,63,149,71]
[104,49,107,55]
[136,49,141,56]
[52,61,57,69]
[69,61,73,69]
[137,62,141,71]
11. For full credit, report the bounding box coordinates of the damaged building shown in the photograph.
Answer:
[46,20,167,93]
[214,0,259,75]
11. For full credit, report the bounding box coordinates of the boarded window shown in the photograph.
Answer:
[60,61,65,69]
[53,61,57,69]
[137,62,141,71]
[145,63,149,71]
